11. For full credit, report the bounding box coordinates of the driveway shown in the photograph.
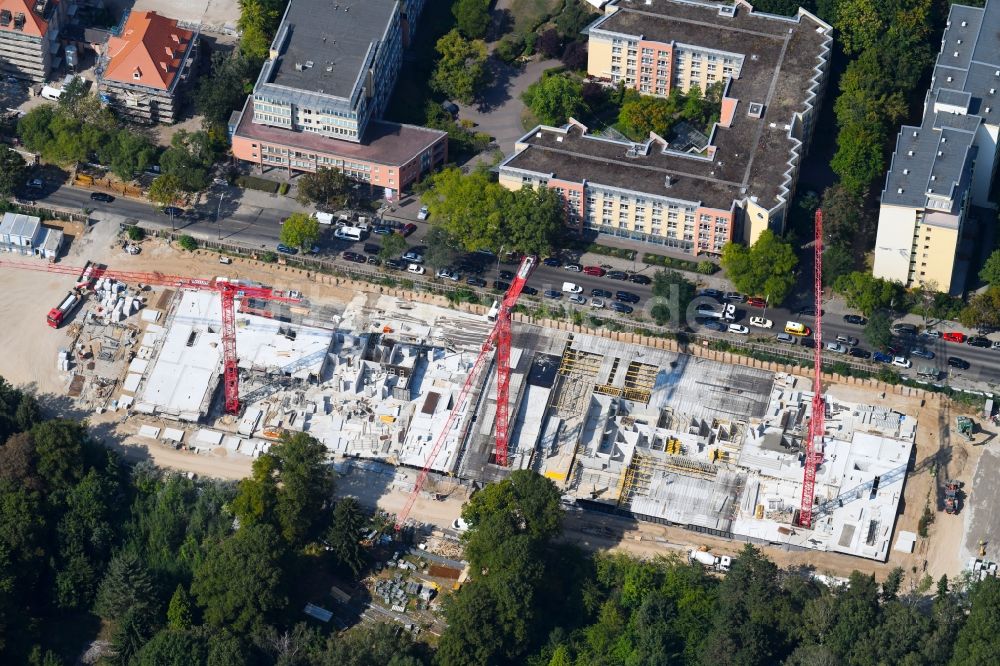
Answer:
[455,57,562,160]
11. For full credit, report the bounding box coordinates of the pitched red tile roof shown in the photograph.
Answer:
[0,0,49,38]
[104,11,193,91]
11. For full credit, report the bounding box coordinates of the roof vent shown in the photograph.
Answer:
[954,51,960,57]
[947,76,953,82]
[937,150,943,156]
[931,175,937,181]
[664,175,674,188]
[987,107,992,113]
[961,20,968,27]
[957,39,963,44]
[747,102,764,118]
[0,10,10,25]
[912,131,918,137]
[133,68,142,79]
[718,5,735,16]
[991,88,997,95]
[625,148,638,158]
[171,33,180,43]
[13,12,24,30]
[907,150,914,156]
[897,188,904,194]
[903,169,910,175]
[294,62,304,71]
[305,61,314,68]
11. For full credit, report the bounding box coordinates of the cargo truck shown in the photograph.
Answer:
[688,549,732,572]
[47,291,81,328]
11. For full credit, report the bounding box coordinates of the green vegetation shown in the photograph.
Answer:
[235,174,280,194]
[425,103,494,159]
[177,235,198,251]
[452,0,490,39]
[979,248,1000,287]
[295,166,353,209]
[865,311,893,350]
[159,129,226,192]
[148,174,183,208]
[832,271,903,316]
[379,232,408,260]
[522,72,584,126]
[422,167,563,256]
[650,270,696,326]
[618,83,723,141]
[720,230,798,305]
[0,145,26,197]
[959,287,1000,330]
[587,243,635,260]
[195,51,260,125]
[431,30,492,105]
[278,212,320,251]
[643,251,717,274]
[236,0,287,60]
[126,226,146,242]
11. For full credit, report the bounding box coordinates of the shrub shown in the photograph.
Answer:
[697,260,718,275]
[495,35,525,63]
[260,251,278,263]
[278,183,289,195]
[917,505,934,537]
[126,226,145,241]
[236,175,280,194]
[587,243,635,260]
[177,235,197,251]
[642,252,704,273]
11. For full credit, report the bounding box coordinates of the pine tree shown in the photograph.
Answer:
[166,584,193,630]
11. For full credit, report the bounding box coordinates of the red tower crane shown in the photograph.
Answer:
[396,255,536,529]
[0,259,299,414]
[798,209,824,528]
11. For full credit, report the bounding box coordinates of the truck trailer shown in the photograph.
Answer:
[47,291,81,328]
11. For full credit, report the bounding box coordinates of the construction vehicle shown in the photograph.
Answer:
[944,479,962,515]
[957,416,975,441]
[688,548,731,572]
[395,256,536,529]
[47,291,82,328]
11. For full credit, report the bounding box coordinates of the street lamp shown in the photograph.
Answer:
[216,190,225,240]
[497,244,505,275]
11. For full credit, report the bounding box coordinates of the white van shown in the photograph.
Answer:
[562,281,582,294]
[40,85,62,101]
[334,226,363,241]
[314,211,334,225]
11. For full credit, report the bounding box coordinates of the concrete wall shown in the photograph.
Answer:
[872,204,919,285]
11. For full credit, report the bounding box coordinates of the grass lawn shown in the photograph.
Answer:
[236,174,281,194]
[510,0,563,33]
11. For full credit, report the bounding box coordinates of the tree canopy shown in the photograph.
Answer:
[720,230,798,305]
[279,212,321,251]
[431,30,492,105]
[0,145,26,197]
[296,167,353,210]
[452,0,490,39]
[521,74,584,126]
[832,271,903,316]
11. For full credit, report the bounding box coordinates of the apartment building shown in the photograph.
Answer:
[96,11,198,124]
[499,0,831,255]
[872,0,1000,294]
[0,0,69,82]
[231,0,446,198]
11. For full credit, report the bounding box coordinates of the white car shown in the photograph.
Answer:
[417,205,429,220]
[824,342,847,354]
[590,298,605,309]
[728,324,749,334]
[569,294,587,305]
[749,316,773,329]
[892,356,912,369]
[435,268,460,281]
[407,263,425,275]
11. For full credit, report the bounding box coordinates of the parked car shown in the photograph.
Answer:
[385,258,404,270]
[543,289,561,299]
[400,223,417,237]
[590,298,605,309]
[701,319,726,331]
[372,225,393,235]
[342,251,364,262]
[948,356,970,369]
[835,335,859,347]
[163,206,185,217]
[872,351,894,363]
[564,263,583,272]
[943,332,967,343]
[911,349,935,359]
[699,288,723,299]
[417,206,429,220]
[367,255,380,266]
[523,286,538,295]
[801,338,816,348]
[968,336,992,348]
[843,314,867,325]
[407,263,425,275]
[583,266,606,276]
[497,270,513,280]
[542,257,561,267]
[466,276,487,287]
[892,323,918,335]
[892,356,912,369]
[849,347,871,359]
[749,316,773,329]
[723,291,745,302]
[776,332,796,344]
[436,268,460,281]
[797,306,823,316]
[493,280,511,291]
[363,243,380,254]
[90,192,114,203]
[569,294,587,305]
[825,342,847,354]
[615,291,640,303]
[591,288,613,298]
[629,274,651,285]
[922,329,942,339]
[728,324,749,334]
[607,271,629,280]
[746,297,767,308]
[610,302,634,314]
[277,244,298,255]
[993,340,1000,350]
[402,250,424,264]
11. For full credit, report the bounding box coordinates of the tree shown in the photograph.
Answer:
[561,41,588,72]
[109,608,154,666]
[270,433,334,546]
[437,583,508,666]
[618,94,674,140]
[378,232,408,260]
[195,51,260,125]
[237,0,284,60]
[327,498,366,575]
[231,452,278,530]
[834,0,888,55]
[720,230,798,305]
[0,145,26,197]
[537,29,563,59]
[979,249,1000,287]
[958,287,1000,331]
[452,0,490,39]
[134,628,208,666]
[832,272,902,315]
[431,30,492,105]
[167,584,194,630]
[177,235,198,251]
[296,167,352,209]
[95,550,156,622]
[821,185,865,247]
[830,123,884,197]
[191,523,287,633]
[321,622,428,665]
[159,130,216,191]
[650,270,695,326]
[423,226,459,270]
[98,130,158,182]
[149,174,183,208]
[864,311,893,350]
[822,244,854,286]
[522,74,584,126]
[279,212,321,251]
[948,577,1000,665]
[504,186,563,257]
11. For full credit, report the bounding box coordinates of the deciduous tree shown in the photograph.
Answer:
[452,0,490,39]
[431,31,492,105]
[279,212,321,251]
[0,145,26,197]
[522,74,583,126]
[295,167,352,209]
[720,230,798,305]
[864,311,893,350]
[148,174,183,208]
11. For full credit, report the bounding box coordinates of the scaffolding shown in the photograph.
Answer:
[558,345,603,377]
[623,361,658,404]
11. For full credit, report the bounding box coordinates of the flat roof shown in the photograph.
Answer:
[234,102,445,166]
[265,0,397,100]
[505,0,832,212]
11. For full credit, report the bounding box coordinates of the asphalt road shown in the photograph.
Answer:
[36,183,1000,386]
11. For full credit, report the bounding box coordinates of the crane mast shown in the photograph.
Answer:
[798,210,824,528]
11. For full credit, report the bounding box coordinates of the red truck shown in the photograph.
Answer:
[47,291,81,328]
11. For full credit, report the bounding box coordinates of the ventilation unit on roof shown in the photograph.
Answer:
[294,62,304,71]
[13,12,24,30]
[747,102,764,118]
[304,61,314,68]
[718,5,735,17]
[898,188,904,194]
[913,131,918,137]
[625,148,638,158]
[957,39,963,45]
[954,51,960,57]
[664,175,674,188]
[750,54,758,61]
[907,150,914,156]
[0,10,10,25]
[962,21,967,27]
[903,169,910,175]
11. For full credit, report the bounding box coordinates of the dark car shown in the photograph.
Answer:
[615,290,640,303]
[543,289,562,299]
[797,306,823,316]
[873,351,894,363]
[372,226,393,235]
[277,244,299,255]
[493,280,511,291]
[967,336,992,348]
[363,243,380,254]
[948,356,970,369]
[466,276,487,287]
[610,302,634,314]
[385,258,405,270]
[700,319,726,332]
[843,314,867,325]
[542,257,561,267]
[90,192,115,203]
[849,347,871,359]
[342,251,366,263]
[498,270,514,280]
[607,271,629,280]
[629,274,651,285]
[591,288,612,298]
[400,223,417,237]
[163,206,184,217]
[801,338,816,348]
[367,255,381,266]
[699,288,723,299]
[892,323,919,335]
[911,349,935,359]
[522,286,538,296]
